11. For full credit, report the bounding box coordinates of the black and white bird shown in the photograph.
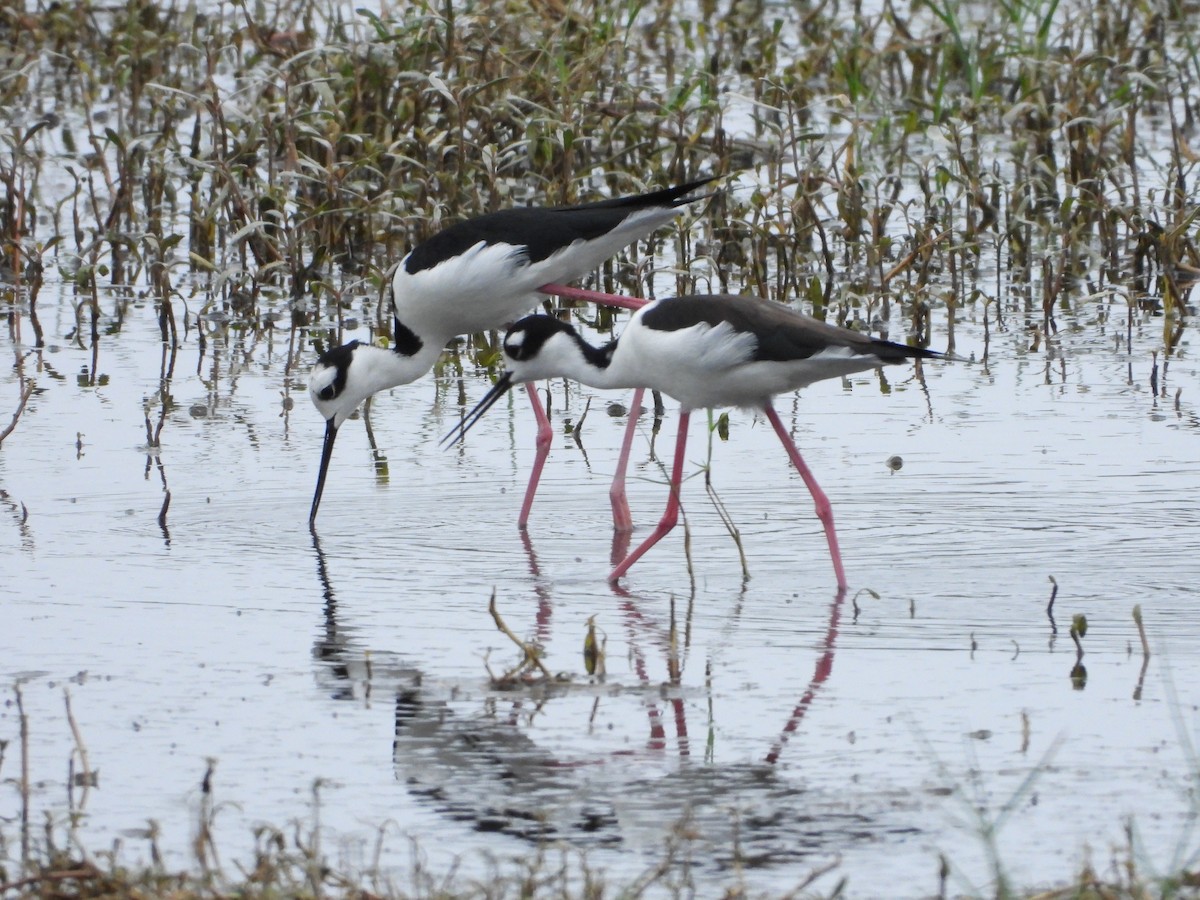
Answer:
[444,294,943,587]
[307,178,714,524]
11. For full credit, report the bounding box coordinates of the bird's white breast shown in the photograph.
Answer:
[391,204,685,343]
[614,317,756,410]
[393,242,538,339]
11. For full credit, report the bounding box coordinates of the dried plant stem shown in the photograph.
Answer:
[0,381,35,446]
[1133,604,1151,701]
[0,862,105,896]
[1133,604,1150,660]
[15,684,30,868]
[1045,575,1059,637]
[193,758,220,874]
[489,590,552,680]
[704,475,749,580]
[64,688,93,807]
[704,411,750,579]
[158,491,171,530]
[882,229,951,286]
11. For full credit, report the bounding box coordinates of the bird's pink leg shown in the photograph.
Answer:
[609,411,690,582]
[512,284,644,529]
[609,387,644,533]
[763,405,848,591]
[539,283,648,311]
[518,382,553,529]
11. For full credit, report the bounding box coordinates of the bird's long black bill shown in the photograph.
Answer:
[440,372,516,449]
[309,419,338,524]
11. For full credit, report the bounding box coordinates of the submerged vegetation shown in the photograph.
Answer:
[3,0,1200,895]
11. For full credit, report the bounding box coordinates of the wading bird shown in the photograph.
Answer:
[308,178,714,524]
[444,294,942,587]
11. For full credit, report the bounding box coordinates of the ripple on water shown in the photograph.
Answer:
[4,281,1200,895]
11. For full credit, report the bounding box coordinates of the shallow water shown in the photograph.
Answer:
[4,274,1200,896]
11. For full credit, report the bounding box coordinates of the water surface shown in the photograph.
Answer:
[4,280,1200,896]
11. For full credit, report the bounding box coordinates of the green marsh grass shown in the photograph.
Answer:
[3,0,1196,362]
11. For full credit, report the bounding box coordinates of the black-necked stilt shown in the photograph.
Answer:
[445,294,943,587]
[307,178,715,524]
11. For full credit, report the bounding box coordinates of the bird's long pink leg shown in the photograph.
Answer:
[518,382,553,529]
[539,283,648,311]
[763,405,848,591]
[540,283,648,532]
[609,411,689,582]
[609,387,644,533]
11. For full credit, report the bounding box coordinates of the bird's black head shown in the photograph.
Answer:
[311,340,359,403]
[503,315,577,362]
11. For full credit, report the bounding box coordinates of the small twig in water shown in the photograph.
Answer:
[1133,604,1150,660]
[64,689,96,803]
[881,229,950,286]
[1133,604,1151,701]
[1069,614,1088,690]
[704,474,749,580]
[489,590,551,681]
[850,587,881,622]
[703,410,749,579]
[667,596,681,685]
[16,684,30,865]
[1045,575,1058,647]
[571,396,592,448]
[193,758,220,873]
[0,381,36,446]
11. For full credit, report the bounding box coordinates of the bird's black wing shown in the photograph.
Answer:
[404,178,716,273]
[641,295,941,364]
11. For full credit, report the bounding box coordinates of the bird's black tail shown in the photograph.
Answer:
[570,176,720,212]
[874,339,944,364]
